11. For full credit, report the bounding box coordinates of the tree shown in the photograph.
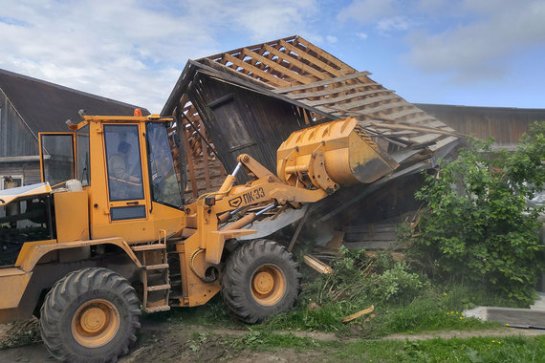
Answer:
[411,123,545,304]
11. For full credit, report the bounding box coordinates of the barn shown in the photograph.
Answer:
[0,68,147,190]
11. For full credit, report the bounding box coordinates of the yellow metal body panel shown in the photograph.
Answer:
[14,238,141,272]
[54,191,90,242]
[277,117,399,188]
[175,234,221,307]
[0,183,52,207]
[0,268,32,309]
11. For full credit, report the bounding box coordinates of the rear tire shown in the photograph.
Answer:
[40,267,141,363]
[222,239,300,323]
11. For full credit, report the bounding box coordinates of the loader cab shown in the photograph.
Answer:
[39,113,186,244]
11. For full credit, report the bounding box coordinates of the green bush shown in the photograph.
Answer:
[411,123,545,305]
[313,247,426,306]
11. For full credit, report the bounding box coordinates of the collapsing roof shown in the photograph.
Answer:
[162,35,459,199]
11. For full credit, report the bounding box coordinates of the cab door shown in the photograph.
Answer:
[97,123,155,242]
[38,132,75,185]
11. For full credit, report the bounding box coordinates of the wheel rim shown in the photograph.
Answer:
[250,264,286,306]
[71,299,121,348]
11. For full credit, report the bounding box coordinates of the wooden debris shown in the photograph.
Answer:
[324,230,345,251]
[342,305,375,324]
[303,254,333,274]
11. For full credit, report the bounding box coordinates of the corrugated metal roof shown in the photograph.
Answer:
[0,68,149,136]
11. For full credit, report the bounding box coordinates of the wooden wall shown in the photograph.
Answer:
[0,89,38,158]
[417,104,545,147]
[0,160,41,186]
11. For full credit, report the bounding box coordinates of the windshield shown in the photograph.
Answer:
[147,123,183,208]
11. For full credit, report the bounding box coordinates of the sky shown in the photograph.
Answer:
[0,0,544,113]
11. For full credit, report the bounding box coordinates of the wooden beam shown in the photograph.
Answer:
[303,255,333,274]
[296,36,355,73]
[275,71,371,93]
[385,108,426,121]
[222,53,290,88]
[287,82,380,100]
[181,128,198,198]
[263,44,328,80]
[359,101,409,115]
[201,58,274,90]
[328,94,401,111]
[368,122,459,136]
[279,39,345,77]
[305,89,392,107]
[199,121,211,189]
[242,48,313,85]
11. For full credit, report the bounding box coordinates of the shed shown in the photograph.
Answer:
[162,35,458,200]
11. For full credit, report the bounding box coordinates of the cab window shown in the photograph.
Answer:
[147,123,183,208]
[104,125,144,201]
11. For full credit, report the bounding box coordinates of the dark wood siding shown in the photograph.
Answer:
[0,89,38,157]
[0,161,41,186]
[417,104,545,147]
[191,75,307,173]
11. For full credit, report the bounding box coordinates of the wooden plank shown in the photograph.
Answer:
[222,53,290,88]
[305,89,392,107]
[287,82,380,100]
[323,94,401,111]
[342,305,374,323]
[200,58,275,90]
[368,121,458,135]
[279,39,345,77]
[181,128,198,198]
[274,71,371,93]
[263,44,328,80]
[296,36,354,73]
[343,241,399,250]
[355,101,409,115]
[303,255,333,274]
[429,135,459,152]
[199,121,211,189]
[386,108,426,121]
[242,48,313,85]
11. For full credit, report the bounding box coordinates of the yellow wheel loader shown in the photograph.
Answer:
[0,112,397,362]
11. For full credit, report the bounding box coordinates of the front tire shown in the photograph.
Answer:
[222,239,300,323]
[40,267,141,362]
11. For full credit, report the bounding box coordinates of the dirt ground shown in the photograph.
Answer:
[1,317,545,363]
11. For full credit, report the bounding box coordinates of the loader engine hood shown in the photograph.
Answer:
[0,183,52,207]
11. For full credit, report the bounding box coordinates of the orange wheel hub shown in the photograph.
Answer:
[71,299,120,348]
[250,265,286,306]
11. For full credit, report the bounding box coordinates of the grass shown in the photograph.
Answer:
[142,280,503,339]
[335,336,545,363]
[258,284,500,337]
[221,331,545,363]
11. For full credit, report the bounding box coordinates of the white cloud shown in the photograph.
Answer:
[377,16,411,33]
[326,35,338,44]
[407,0,545,80]
[356,32,368,40]
[0,0,319,113]
[231,0,318,41]
[337,0,396,24]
